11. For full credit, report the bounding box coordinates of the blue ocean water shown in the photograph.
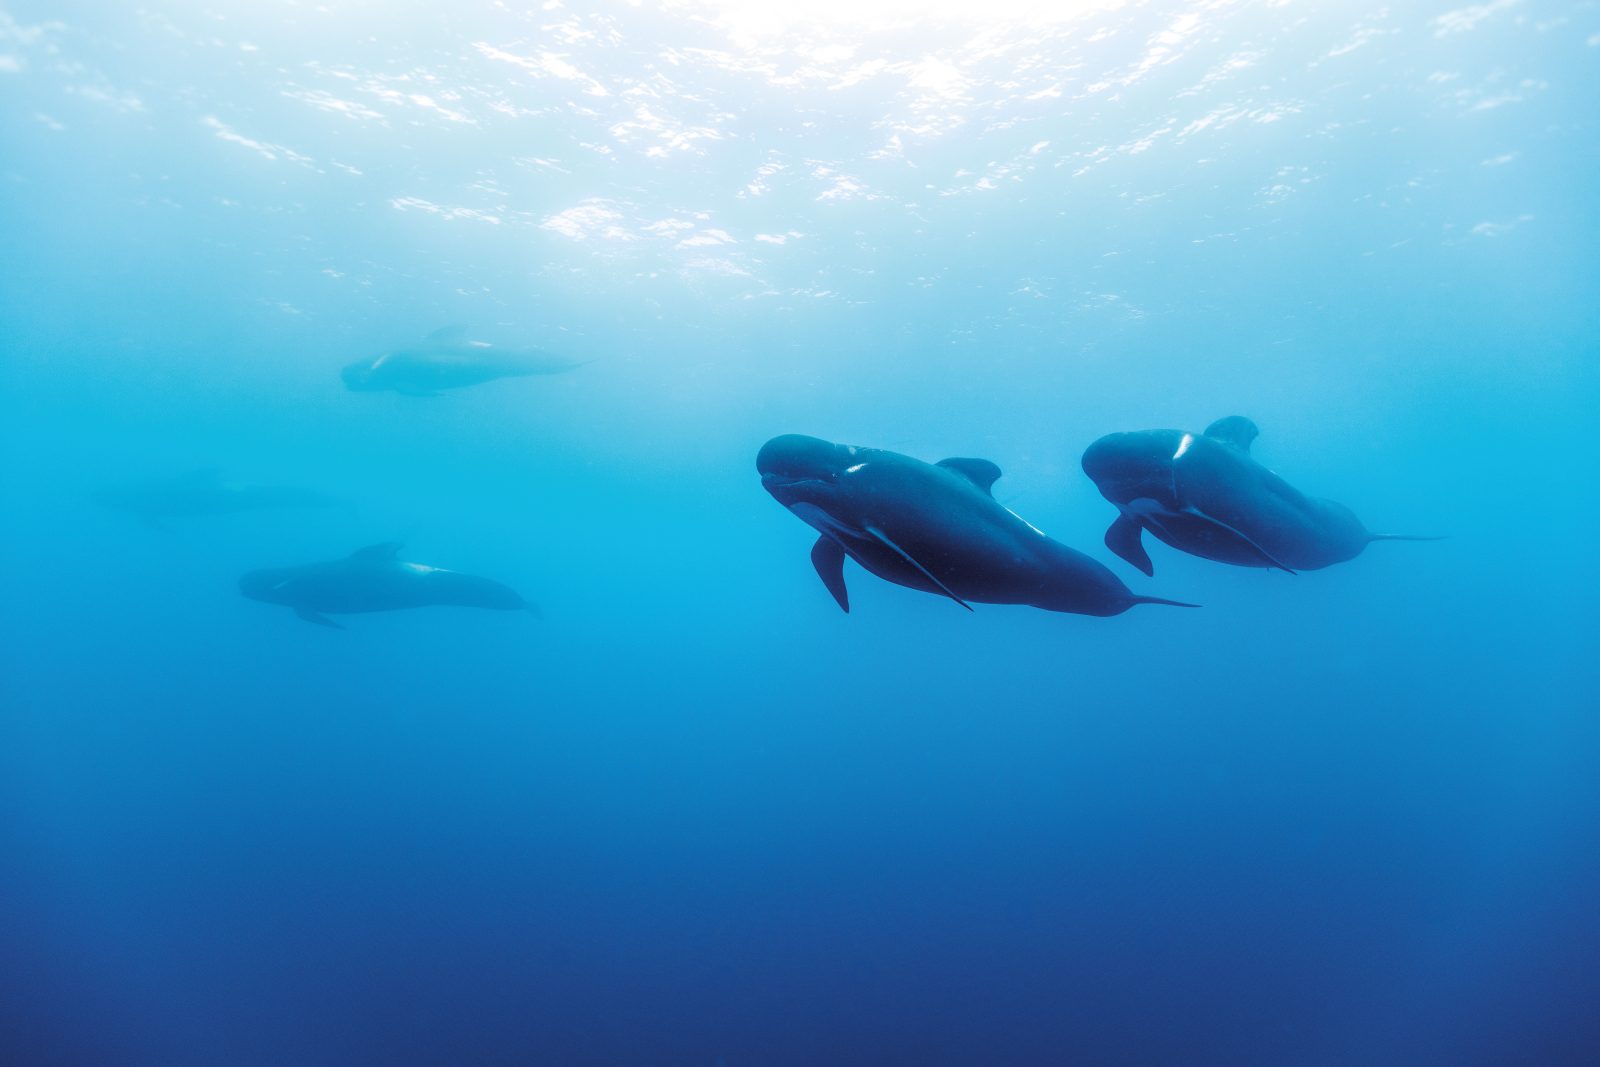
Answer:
[2,1,1596,1063]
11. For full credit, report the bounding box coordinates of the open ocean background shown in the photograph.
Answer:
[2,1,1597,1064]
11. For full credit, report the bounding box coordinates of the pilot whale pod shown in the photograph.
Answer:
[757,434,1196,617]
[239,542,539,628]
[341,326,584,396]
[1080,416,1441,576]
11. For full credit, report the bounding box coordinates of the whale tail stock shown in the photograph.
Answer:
[1131,595,1201,609]
[1368,533,1447,543]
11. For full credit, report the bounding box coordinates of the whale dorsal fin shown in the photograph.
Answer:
[349,542,403,561]
[1203,416,1259,452]
[936,458,1002,496]
[426,325,469,343]
[864,525,974,611]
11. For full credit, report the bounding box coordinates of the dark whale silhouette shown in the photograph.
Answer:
[239,543,538,628]
[757,434,1195,617]
[342,326,584,396]
[1081,415,1440,576]
[94,469,338,530]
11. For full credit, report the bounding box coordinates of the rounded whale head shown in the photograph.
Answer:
[757,434,857,508]
[1081,430,1183,504]
[340,360,382,391]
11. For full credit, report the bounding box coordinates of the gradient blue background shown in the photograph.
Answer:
[2,1,1596,1063]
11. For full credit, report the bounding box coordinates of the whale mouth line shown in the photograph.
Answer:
[760,473,831,492]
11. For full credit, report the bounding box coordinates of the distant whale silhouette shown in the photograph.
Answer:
[1081,415,1440,575]
[342,326,584,396]
[95,469,338,530]
[239,542,538,628]
[758,434,1196,617]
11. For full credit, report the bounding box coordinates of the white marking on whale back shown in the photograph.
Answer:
[399,562,439,575]
[844,462,866,474]
[1173,433,1195,461]
[1004,506,1047,538]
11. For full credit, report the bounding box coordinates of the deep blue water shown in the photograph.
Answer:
[2,2,1597,1064]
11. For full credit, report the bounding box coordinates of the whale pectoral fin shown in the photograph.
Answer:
[863,525,973,612]
[810,536,850,613]
[1180,507,1298,574]
[349,542,403,561]
[935,458,1002,496]
[295,607,343,629]
[1105,514,1154,577]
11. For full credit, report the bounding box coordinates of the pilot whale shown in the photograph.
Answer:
[239,543,538,628]
[757,434,1196,617]
[95,469,338,529]
[1081,415,1439,576]
[342,326,584,396]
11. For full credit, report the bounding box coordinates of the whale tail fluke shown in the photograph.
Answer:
[1131,596,1201,609]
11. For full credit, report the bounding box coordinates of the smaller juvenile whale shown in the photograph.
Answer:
[95,469,338,530]
[758,434,1196,617]
[1081,415,1440,576]
[239,543,538,628]
[342,326,584,396]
